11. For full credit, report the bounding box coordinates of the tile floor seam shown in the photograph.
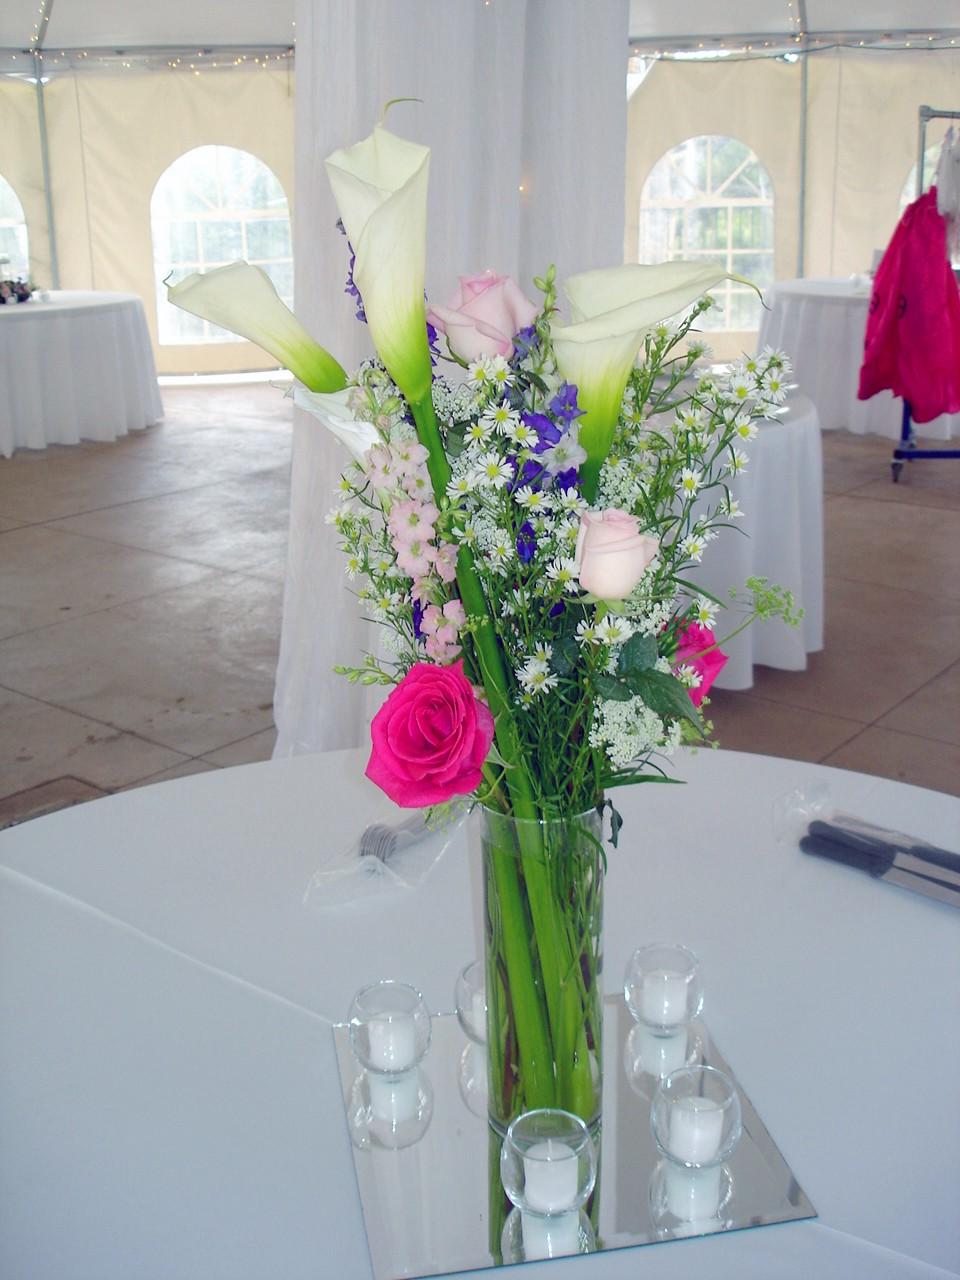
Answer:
[0,565,289,647]
[0,682,201,759]
[823,571,960,605]
[7,522,273,577]
[710,688,870,728]
[0,477,235,525]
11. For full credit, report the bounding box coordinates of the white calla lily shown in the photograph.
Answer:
[552,262,741,500]
[325,125,433,407]
[167,262,346,392]
[292,387,380,462]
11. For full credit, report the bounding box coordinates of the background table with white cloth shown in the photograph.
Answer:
[1,750,957,1279]
[698,393,823,690]
[757,277,960,441]
[0,290,163,458]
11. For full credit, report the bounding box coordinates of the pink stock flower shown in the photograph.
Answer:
[395,539,436,579]
[575,509,659,600]
[427,271,539,362]
[366,660,495,807]
[388,499,438,547]
[364,443,394,491]
[435,542,459,583]
[421,600,465,662]
[674,621,728,707]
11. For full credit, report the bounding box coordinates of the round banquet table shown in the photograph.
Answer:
[0,290,163,458]
[697,392,823,690]
[757,277,960,441]
[0,750,957,1280]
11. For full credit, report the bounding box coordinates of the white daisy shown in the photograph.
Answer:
[546,557,579,593]
[679,467,702,497]
[472,453,514,489]
[483,403,520,434]
[693,595,719,627]
[576,619,599,646]
[597,616,634,646]
[464,419,494,447]
[682,534,706,562]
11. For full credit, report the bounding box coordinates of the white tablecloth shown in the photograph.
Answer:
[1,750,957,1279]
[0,290,163,457]
[757,277,960,441]
[698,393,823,689]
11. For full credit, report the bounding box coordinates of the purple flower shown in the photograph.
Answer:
[426,320,441,366]
[336,218,367,323]
[511,325,539,362]
[412,599,425,641]
[549,383,584,424]
[524,412,561,448]
[554,467,581,492]
[516,522,537,564]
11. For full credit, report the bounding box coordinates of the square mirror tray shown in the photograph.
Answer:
[333,998,815,1278]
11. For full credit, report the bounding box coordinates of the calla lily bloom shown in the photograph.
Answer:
[291,386,380,462]
[325,125,433,408]
[552,262,739,500]
[166,262,347,393]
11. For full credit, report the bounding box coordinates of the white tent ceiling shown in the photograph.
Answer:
[1,1,958,55]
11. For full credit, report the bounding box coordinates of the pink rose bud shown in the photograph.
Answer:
[674,621,728,707]
[366,660,495,807]
[427,271,539,362]
[575,509,659,600]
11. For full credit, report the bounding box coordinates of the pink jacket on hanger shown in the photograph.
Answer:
[858,187,960,423]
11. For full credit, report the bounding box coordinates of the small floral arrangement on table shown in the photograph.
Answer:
[0,278,36,303]
[168,117,799,1131]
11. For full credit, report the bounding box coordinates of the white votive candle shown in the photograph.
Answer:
[523,1139,579,1214]
[665,1161,723,1222]
[667,1096,724,1164]
[641,970,689,1028]
[367,1070,420,1124]
[520,1209,581,1259]
[367,1014,416,1072]
[471,989,487,1041]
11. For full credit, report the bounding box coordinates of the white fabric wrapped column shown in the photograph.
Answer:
[275,0,629,755]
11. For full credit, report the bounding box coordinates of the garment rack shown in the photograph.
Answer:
[892,104,960,480]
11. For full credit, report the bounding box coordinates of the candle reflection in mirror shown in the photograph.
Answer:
[648,1159,734,1239]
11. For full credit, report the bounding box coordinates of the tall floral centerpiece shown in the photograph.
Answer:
[169,121,797,1134]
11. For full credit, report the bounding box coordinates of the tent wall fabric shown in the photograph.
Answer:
[274,0,629,756]
[2,67,293,374]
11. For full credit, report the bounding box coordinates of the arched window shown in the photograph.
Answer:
[0,175,30,279]
[638,136,774,331]
[152,146,292,344]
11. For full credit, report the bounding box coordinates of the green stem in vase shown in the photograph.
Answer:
[410,390,557,1110]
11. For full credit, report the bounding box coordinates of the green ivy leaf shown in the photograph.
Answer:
[594,673,633,703]
[617,633,658,676]
[551,635,579,677]
[624,668,704,733]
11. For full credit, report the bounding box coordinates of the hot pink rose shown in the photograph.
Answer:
[674,622,728,707]
[366,660,495,807]
[575,509,659,600]
[427,271,539,362]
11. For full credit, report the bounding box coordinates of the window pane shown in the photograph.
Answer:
[247,219,291,260]
[152,147,293,346]
[638,136,774,333]
[0,174,29,278]
[201,219,243,262]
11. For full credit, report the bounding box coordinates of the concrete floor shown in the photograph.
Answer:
[1,385,958,826]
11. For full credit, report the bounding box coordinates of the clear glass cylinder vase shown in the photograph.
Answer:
[477,804,604,1135]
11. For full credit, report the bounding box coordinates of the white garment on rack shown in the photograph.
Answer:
[935,124,960,262]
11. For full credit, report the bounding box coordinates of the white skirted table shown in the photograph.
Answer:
[0,749,957,1279]
[0,290,163,458]
[698,393,823,690]
[757,277,960,441]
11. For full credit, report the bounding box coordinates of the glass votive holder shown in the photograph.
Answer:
[624,943,703,1035]
[347,1067,434,1150]
[500,1109,597,1217]
[500,1207,596,1262]
[454,960,487,1044]
[651,1065,742,1169]
[623,1021,703,1094]
[348,980,431,1076]
[648,1159,733,1238]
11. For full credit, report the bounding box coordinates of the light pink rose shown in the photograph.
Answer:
[427,271,539,362]
[674,622,727,707]
[575,509,658,600]
[366,660,495,807]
